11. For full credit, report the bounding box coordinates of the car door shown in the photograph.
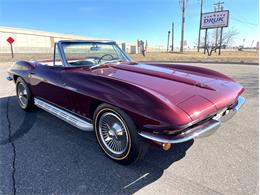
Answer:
[29,44,71,110]
[58,67,93,119]
[29,64,71,110]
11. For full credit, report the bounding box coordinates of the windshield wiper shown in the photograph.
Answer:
[90,59,124,69]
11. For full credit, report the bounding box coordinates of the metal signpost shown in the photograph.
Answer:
[200,10,229,55]
[204,28,208,54]
[7,36,15,58]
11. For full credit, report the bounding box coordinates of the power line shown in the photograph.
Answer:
[231,17,258,26]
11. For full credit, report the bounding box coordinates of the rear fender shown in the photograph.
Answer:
[8,60,36,84]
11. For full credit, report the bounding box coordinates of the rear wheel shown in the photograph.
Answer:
[16,77,35,111]
[94,104,146,165]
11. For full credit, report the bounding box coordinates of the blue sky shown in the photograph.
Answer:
[0,0,258,47]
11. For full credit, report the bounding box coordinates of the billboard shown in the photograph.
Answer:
[201,10,229,29]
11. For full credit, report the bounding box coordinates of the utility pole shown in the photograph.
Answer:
[214,1,224,51]
[180,0,186,52]
[197,0,203,52]
[171,22,174,52]
[167,30,171,52]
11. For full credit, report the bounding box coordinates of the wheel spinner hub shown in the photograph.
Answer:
[98,112,129,155]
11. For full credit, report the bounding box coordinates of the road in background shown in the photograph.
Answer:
[0,62,258,195]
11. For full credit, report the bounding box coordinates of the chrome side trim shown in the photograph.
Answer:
[138,96,245,144]
[34,98,93,131]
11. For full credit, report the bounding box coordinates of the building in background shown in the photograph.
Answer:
[0,26,165,54]
[0,26,102,54]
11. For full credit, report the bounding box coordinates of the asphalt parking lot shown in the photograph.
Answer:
[0,62,258,195]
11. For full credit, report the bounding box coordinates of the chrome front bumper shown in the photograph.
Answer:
[138,96,245,144]
[6,76,13,81]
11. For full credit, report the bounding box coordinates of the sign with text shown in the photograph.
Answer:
[201,10,229,29]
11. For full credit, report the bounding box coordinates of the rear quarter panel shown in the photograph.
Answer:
[8,60,36,84]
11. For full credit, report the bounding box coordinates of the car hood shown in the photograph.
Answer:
[92,62,244,121]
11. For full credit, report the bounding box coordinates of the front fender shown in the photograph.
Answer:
[64,71,192,132]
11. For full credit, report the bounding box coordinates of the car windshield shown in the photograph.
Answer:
[62,42,130,67]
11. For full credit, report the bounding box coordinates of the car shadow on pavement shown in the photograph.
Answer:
[0,96,194,194]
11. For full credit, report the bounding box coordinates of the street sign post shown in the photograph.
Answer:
[201,10,229,29]
[200,10,229,55]
[7,37,15,58]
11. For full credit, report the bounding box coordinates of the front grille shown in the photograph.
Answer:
[158,114,215,136]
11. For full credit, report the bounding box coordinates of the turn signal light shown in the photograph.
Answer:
[162,143,171,151]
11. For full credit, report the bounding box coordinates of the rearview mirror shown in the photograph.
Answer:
[90,45,101,51]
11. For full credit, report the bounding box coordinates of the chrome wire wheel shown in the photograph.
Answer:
[98,112,129,155]
[17,82,28,108]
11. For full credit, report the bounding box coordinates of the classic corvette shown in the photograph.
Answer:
[7,40,245,164]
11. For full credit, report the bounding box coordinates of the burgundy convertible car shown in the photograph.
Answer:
[7,40,245,164]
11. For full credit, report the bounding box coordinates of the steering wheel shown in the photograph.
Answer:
[97,54,114,64]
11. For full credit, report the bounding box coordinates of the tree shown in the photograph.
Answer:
[215,27,239,48]
[201,27,239,56]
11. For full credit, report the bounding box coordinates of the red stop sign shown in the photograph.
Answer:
[7,37,14,44]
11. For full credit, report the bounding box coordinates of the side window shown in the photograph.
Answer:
[53,44,62,66]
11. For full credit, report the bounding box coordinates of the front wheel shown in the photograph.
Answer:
[16,77,35,111]
[94,104,146,165]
